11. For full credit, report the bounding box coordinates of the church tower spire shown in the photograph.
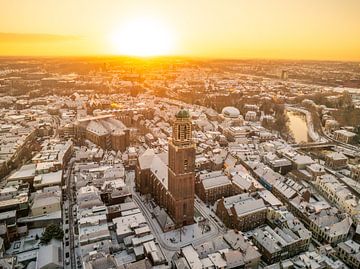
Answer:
[168,108,195,227]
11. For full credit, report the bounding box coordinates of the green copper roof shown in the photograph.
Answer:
[176,108,190,118]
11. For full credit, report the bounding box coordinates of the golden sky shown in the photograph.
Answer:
[1,0,360,60]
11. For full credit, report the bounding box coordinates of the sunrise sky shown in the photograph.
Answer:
[1,0,360,60]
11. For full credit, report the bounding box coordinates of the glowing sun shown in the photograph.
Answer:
[110,17,175,57]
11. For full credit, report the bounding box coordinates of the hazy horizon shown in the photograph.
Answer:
[1,53,360,64]
[1,0,360,61]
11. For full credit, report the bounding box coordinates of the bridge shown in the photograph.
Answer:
[291,142,336,150]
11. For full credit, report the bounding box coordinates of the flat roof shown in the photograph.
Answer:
[234,198,266,217]
[202,175,231,189]
[0,210,16,220]
[8,164,36,180]
[33,170,62,187]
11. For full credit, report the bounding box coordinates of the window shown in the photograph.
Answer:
[184,125,188,139]
[184,159,188,171]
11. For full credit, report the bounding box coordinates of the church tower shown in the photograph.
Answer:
[168,108,195,227]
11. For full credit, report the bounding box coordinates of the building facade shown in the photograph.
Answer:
[337,240,360,269]
[334,129,356,144]
[325,152,348,170]
[351,165,360,181]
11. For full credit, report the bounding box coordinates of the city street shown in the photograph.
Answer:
[63,158,77,269]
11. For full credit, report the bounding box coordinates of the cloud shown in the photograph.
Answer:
[0,32,81,43]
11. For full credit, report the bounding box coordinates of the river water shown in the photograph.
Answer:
[286,111,309,143]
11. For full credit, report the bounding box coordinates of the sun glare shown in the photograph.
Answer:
[110,17,175,57]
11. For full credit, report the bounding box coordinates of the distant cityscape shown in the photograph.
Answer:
[0,57,360,269]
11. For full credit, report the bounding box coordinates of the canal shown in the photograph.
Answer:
[286,111,310,143]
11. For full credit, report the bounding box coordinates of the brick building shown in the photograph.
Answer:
[325,152,348,170]
[135,108,195,228]
[195,172,232,204]
[215,193,267,231]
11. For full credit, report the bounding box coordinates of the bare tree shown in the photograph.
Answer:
[178,226,186,242]
[199,219,209,234]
